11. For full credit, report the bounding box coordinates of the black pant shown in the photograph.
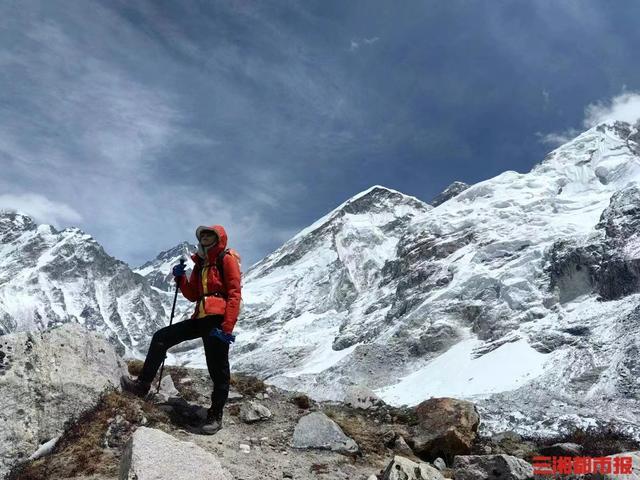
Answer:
[140,314,230,418]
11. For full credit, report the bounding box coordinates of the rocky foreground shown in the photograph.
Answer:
[2,324,640,480]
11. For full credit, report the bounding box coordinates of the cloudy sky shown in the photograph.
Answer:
[1,0,640,267]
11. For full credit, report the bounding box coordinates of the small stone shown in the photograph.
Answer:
[228,389,243,401]
[393,435,414,457]
[239,443,251,453]
[240,401,272,423]
[433,457,446,470]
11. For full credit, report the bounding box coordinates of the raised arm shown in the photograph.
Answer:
[177,265,200,302]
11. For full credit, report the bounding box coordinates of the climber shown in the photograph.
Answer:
[121,224,242,435]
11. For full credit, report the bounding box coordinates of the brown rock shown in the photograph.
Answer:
[410,397,480,460]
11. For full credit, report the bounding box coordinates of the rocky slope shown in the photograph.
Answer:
[0,213,167,356]
[4,323,639,480]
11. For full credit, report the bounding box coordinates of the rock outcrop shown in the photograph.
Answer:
[0,323,127,478]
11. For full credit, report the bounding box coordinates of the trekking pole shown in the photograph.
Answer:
[156,257,185,395]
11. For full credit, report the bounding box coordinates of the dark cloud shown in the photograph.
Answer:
[1,0,639,266]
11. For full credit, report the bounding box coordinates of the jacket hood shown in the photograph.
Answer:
[195,224,228,261]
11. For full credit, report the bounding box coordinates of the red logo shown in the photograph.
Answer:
[532,456,633,475]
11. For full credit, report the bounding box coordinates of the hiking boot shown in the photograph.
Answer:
[120,375,151,398]
[201,411,223,435]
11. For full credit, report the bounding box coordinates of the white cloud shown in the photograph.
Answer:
[538,91,640,148]
[0,193,82,228]
[536,129,579,147]
[583,92,640,127]
[349,36,380,52]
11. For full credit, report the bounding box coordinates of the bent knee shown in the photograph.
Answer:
[152,329,171,348]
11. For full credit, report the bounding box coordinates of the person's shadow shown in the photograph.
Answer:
[150,393,210,434]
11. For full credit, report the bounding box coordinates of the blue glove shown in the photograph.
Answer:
[172,263,186,277]
[210,328,236,344]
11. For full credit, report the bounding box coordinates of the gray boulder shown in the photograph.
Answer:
[239,400,272,423]
[453,454,534,480]
[119,426,231,480]
[0,323,127,478]
[382,455,445,480]
[292,411,358,454]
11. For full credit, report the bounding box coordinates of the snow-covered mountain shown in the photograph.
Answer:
[134,241,196,293]
[4,120,640,440]
[0,213,167,356]
[172,121,640,439]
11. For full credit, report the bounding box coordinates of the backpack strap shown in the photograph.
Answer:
[216,248,230,280]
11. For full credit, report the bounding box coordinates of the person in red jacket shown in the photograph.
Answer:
[121,224,241,435]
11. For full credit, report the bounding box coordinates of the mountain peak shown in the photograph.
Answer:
[430,181,470,207]
[341,185,426,214]
[0,211,37,238]
[290,185,430,242]
[532,120,640,185]
[135,241,197,291]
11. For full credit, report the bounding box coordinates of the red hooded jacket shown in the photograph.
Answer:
[177,225,242,334]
